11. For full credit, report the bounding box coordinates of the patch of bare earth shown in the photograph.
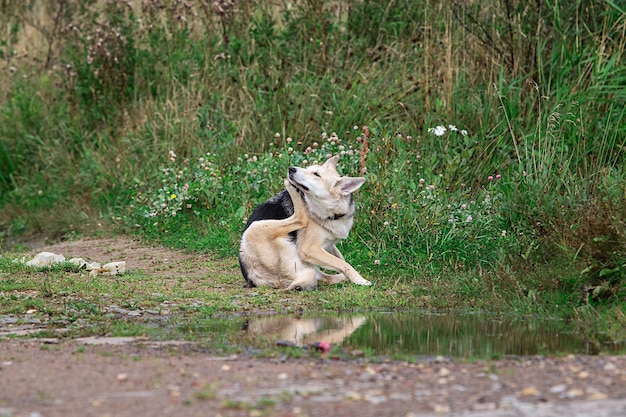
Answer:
[0,340,625,417]
[27,235,217,278]
[1,237,625,417]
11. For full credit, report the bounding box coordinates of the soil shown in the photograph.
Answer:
[1,237,626,417]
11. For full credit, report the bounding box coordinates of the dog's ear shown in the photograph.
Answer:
[336,176,365,195]
[323,155,340,169]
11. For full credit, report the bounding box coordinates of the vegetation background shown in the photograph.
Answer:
[0,0,624,340]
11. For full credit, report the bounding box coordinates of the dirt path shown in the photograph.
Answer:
[1,237,625,417]
[1,339,625,417]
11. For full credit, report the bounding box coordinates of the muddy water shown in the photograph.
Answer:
[162,311,625,358]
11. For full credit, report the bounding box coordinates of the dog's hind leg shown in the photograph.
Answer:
[251,180,308,240]
[239,180,310,289]
[285,267,318,291]
[284,179,309,229]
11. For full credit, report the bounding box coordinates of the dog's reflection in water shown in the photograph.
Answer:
[243,315,367,347]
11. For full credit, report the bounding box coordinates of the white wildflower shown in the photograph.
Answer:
[433,125,447,136]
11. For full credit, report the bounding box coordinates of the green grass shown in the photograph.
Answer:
[0,1,624,343]
[0,250,623,350]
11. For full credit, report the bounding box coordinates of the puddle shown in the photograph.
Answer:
[157,311,626,359]
[2,310,623,358]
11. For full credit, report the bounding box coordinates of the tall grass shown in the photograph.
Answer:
[0,0,625,306]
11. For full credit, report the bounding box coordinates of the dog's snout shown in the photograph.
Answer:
[288,167,296,175]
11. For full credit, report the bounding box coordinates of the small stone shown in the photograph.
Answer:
[520,386,540,396]
[587,391,608,400]
[389,393,413,401]
[221,365,230,371]
[471,402,497,411]
[414,389,433,397]
[549,384,568,394]
[433,404,450,414]
[344,391,362,400]
[117,373,128,381]
[603,362,617,372]
[365,394,387,405]
[565,388,584,398]
[438,367,451,377]
[578,371,590,379]
[277,372,288,380]
[167,385,181,398]
[365,367,377,375]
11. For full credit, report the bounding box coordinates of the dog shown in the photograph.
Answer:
[239,155,371,290]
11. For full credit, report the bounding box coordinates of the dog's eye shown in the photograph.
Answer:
[313,172,321,177]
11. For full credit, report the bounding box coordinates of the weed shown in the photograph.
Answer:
[221,399,250,410]
[258,397,277,407]
[194,383,218,401]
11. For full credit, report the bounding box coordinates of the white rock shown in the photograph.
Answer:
[89,261,126,276]
[68,257,87,268]
[85,262,101,270]
[25,252,65,267]
[103,261,126,275]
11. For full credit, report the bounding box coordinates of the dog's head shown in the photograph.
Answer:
[287,155,365,220]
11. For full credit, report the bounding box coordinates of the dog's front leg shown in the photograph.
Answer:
[328,245,346,261]
[301,247,371,286]
[320,247,348,284]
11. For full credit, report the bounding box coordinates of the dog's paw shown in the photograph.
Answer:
[353,277,372,286]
